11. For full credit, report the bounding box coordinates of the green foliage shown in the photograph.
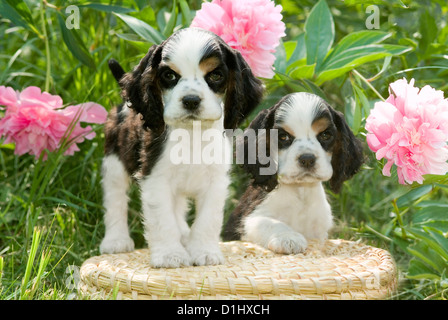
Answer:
[392,184,448,288]
[57,14,95,69]
[304,0,334,69]
[114,12,165,44]
[0,0,447,300]
[274,2,412,86]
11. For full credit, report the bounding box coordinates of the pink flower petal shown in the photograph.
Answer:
[0,86,19,109]
[0,86,107,160]
[382,160,394,177]
[365,78,448,184]
[19,86,63,110]
[191,0,285,78]
[63,102,108,124]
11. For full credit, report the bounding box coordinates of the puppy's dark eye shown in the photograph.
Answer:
[207,70,224,83]
[318,130,333,141]
[277,129,294,148]
[161,69,179,84]
[279,132,290,142]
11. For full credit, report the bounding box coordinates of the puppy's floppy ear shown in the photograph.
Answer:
[328,108,364,193]
[220,42,264,130]
[108,59,126,84]
[119,45,165,135]
[237,105,278,192]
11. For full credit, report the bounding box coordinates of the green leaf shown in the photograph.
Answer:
[115,33,145,42]
[368,56,392,82]
[284,41,297,62]
[315,44,411,85]
[396,184,433,208]
[314,30,411,84]
[424,227,448,259]
[407,227,448,261]
[304,0,334,71]
[0,0,40,35]
[351,84,368,135]
[115,33,151,52]
[287,33,306,66]
[78,3,136,14]
[179,0,192,26]
[418,10,438,59]
[57,14,95,69]
[407,259,440,280]
[6,0,34,25]
[413,206,448,225]
[420,221,448,234]
[0,1,29,29]
[274,39,287,74]
[322,31,391,68]
[289,64,316,80]
[114,12,165,44]
[163,0,178,37]
[343,0,407,7]
[322,44,407,71]
[315,66,354,85]
[301,79,327,99]
[408,240,447,273]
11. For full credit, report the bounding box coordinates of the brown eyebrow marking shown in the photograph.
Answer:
[159,61,181,75]
[312,116,331,134]
[199,56,221,74]
[279,124,295,137]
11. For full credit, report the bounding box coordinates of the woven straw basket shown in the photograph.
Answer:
[79,239,397,300]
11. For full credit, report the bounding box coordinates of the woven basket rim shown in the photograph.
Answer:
[79,239,397,300]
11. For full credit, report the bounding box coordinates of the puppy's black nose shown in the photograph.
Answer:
[182,95,201,111]
[298,154,316,169]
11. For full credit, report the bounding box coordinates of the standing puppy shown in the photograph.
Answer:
[100,28,263,268]
[223,92,363,254]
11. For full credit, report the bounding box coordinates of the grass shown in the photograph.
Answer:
[1,0,447,300]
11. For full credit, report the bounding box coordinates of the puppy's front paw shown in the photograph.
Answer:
[267,232,307,254]
[150,245,191,268]
[100,236,135,254]
[186,242,225,266]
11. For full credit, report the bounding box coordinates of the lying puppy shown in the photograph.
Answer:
[223,92,363,254]
[100,28,263,267]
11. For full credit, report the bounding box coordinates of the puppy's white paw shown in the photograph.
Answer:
[150,245,191,268]
[186,242,225,266]
[100,236,135,254]
[267,232,308,254]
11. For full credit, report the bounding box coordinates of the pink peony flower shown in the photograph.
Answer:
[0,86,107,160]
[191,0,286,78]
[365,78,448,185]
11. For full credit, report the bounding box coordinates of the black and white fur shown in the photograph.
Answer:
[100,28,263,268]
[223,92,363,254]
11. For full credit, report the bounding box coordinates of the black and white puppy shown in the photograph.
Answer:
[100,28,263,268]
[223,92,363,254]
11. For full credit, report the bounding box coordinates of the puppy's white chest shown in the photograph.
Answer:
[254,183,333,239]
[261,185,309,224]
[156,128,231,195]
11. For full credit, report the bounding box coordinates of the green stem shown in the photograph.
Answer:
[392,199,407,239]
[364,224,393,242]
[40,0,51,92]
[352,69,385,102]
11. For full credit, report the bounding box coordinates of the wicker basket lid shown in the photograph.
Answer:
[79,239,397,300]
